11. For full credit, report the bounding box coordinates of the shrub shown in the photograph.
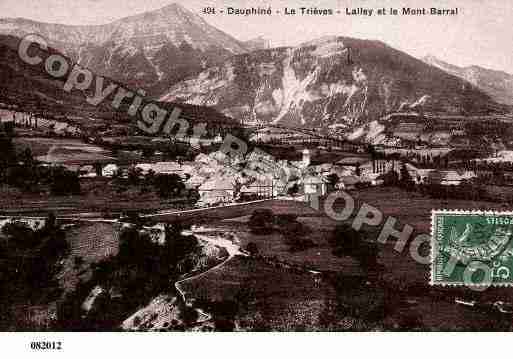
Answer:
[381,170,399,186]
[248,209,275,234]
[399,163,414,190]
[49,167,80,195]
[1,220,37,248]
[275,214,298,226]
[329,224,377,271]
[154,173,185,198]
[287,183,299,196]
[245,242,259,256]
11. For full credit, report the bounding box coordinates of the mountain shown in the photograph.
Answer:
[0,34,112,120]
[0,34,239,134]
[422,55,513,106]
[0,3,248,96]
[161,36,507,128]
[242,36,271,52]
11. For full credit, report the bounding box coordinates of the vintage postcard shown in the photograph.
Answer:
[1,0,513,346]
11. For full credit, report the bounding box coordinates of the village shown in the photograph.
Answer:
[3,96,513,332]
[2,106,513,215]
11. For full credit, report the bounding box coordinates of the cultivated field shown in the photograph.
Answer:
[57,222,119,294]
[178,189,513,330]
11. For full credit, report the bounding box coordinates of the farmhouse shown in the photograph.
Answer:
[78,165,97,178]
[427,170,477,186]
[303,174,328,197]
[197,175,237,206]
[135,162,189,178]
[102,163,119,178]
[240,178,273,200]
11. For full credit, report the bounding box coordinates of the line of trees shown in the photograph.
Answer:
[115,166,198,201]
[0,141,80,195]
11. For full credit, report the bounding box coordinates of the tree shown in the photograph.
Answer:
[287,182,299,196]
[355,163,362,177]
[145,169,156,186]
[399,163,414,190]
[326,173,340,190]
[0,129,15,182]
[248,209,275,234]
[111,168,123,181]
[49,167,80,195]
[127,166,143,185]
[42,212,56,234]
[154,173,185,198]
[330,223,362,255]
[6,164,37,190]
[329,224,377,273]
[20,147,34,166]
[245,242,259,256]
[381,170,399,186]
[187,188,200,204]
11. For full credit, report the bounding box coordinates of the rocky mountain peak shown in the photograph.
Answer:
[162,36,505,127]
[0,3,248,94]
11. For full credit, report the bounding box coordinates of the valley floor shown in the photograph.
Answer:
[4,187,513,331]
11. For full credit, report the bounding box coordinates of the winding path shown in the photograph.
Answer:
[174,229,248,323]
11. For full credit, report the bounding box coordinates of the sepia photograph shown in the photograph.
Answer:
[0,0,513,351]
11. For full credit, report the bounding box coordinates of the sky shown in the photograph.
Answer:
[0,0,511,73]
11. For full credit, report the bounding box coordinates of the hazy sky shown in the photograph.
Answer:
[0,0,511,73]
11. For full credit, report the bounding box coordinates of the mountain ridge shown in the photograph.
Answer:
[0,3,248,95]
[161,36,508,128]
[0,34,240,135]
[422,55,513,106]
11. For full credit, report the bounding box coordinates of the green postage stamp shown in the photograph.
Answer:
[431,210,513,287]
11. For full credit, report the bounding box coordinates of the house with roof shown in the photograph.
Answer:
[197,175,238,206]
[338,175,361,190]
[360,172,384,186]
[78,165,97,178]
[102,163,119,177]
[185,173,207,189]
[239,178,273,200]
[303,174,328,198]
[427,170,477,186]
[135,161,190,179]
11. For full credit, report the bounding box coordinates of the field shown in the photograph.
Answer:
[343,186,508,233]
[0,178,193,216]
[6,186,513,330]
[177,188,513,330]
[180,256,340,331]
[14,137,114,164]
[146,199,322,224]
[57,222,119,294]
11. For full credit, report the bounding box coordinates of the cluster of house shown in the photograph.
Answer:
[70,147,479,206]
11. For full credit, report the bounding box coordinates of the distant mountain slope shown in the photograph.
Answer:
[0,3,248,96]
[422,55,513,106]
[0,34,239,133]
[161,36,507,128]
[0,35,108,119]
[242,36,271,51]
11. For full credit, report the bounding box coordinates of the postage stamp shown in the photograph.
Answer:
[431,210,513,287]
